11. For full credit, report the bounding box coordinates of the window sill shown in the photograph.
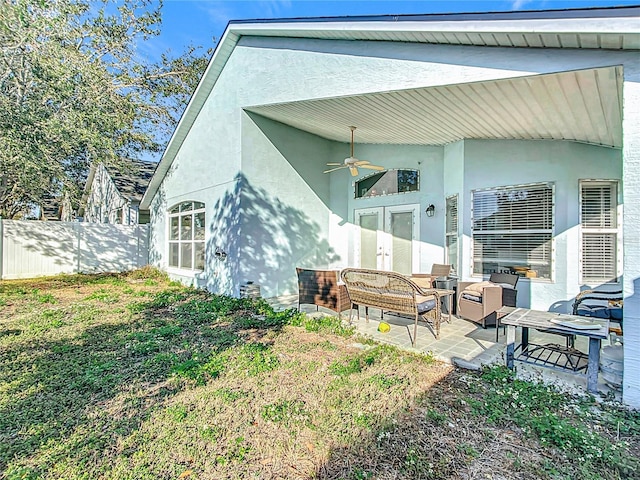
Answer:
[167,267,204,277]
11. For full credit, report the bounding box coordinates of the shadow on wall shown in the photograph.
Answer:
[205,173,340,298]
[148,182,167,267]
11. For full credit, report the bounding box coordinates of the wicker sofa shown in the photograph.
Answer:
[296,268,350,318]
[340,268,441,346]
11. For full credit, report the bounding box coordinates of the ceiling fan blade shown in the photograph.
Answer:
[349,166,358,177]
[323,166,347,174]
[359,164,385,171]
[353,160,370,166]
[326,162,342,166]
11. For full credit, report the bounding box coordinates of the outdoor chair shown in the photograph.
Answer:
[296,267,350,318]
[572,288,623,341]
[412,263,452,287]
[457,273,519,329]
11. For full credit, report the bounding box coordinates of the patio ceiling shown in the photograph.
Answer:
[246,66,622,148]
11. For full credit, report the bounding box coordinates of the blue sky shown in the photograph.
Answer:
[154,0,638,55]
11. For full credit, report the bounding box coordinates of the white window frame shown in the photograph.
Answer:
[579,180,621,285]
[167,201,206,273]
[471,182,555,281]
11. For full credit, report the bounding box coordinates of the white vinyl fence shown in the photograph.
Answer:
[0,219,149,280]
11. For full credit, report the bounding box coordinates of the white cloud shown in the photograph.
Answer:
[511,0,533,9]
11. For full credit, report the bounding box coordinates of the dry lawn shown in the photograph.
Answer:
[0,269,638,480]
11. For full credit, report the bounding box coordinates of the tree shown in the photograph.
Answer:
[0,0,211,218]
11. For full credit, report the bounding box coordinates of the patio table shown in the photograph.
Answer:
[410,276,455,324]
[501,308,609,394]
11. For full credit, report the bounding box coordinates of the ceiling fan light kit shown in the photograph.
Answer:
[323,126,385,176]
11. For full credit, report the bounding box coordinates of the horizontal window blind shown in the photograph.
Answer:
[446,195,458,235]
[582,234,617,282]
[472,183,553,279]
[581,184,616,229]
[580,182,618,283]
[473,184,553,231]
[473,233,552,264]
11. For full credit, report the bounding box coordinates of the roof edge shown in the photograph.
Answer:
[228,5,640,25]
[140,5,640,210]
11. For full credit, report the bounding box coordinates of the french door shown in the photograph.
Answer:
[354,204,420,275]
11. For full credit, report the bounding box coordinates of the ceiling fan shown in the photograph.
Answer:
[323,126,385,177]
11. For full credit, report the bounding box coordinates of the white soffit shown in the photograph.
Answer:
[230,17,640,50]
[246,66,622,148]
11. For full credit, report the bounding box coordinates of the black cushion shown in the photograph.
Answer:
[577,305,623,321]
[417,298,437,314]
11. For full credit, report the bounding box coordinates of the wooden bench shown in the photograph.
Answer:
[340,268,441,346]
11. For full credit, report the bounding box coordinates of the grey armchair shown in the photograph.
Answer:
[457,273,519,328]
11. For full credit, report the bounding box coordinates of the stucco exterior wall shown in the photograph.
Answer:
[444,141,466,276]
[331,143,444,272]
[622,65,640,407]
[148,35,636,335]
[460,139,621,311]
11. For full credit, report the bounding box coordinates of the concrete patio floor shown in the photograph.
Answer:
[270,295,621,401]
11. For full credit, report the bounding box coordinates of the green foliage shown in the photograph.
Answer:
[213,387,249,403]
[292,313,355,337]
[330,357,363,376]
[27,308,66,332]
[330,344,416,378]
[166,405,188,422]
[0,0,211,218]
[216,437,251,465]
[84,289,120,303]
[471,366,640,478]
[31,289,57,304]
[126,266,168,281]
[402,446,434,476]
[261,400,309,425]
[425,408,448,425]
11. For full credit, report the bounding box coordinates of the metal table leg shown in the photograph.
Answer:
[506,325,516,369]
[587,337,602,394]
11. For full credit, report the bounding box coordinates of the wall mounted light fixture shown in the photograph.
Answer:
[425,204,436,217]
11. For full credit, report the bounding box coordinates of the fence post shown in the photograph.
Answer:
[0,217,3,280]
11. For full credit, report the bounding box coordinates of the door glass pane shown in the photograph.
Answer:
[390,212,412,275]
[181,243,193,269]
[181,214,192,240]
[359,213,378,269]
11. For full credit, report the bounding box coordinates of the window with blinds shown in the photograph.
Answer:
[580,181,619,284]
[445,195,458,275]
[472,183,554,279]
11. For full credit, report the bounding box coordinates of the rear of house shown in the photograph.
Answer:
[140,7,640,406]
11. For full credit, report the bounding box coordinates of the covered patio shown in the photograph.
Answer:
[141,7,640,407]
[273,294,621,399]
